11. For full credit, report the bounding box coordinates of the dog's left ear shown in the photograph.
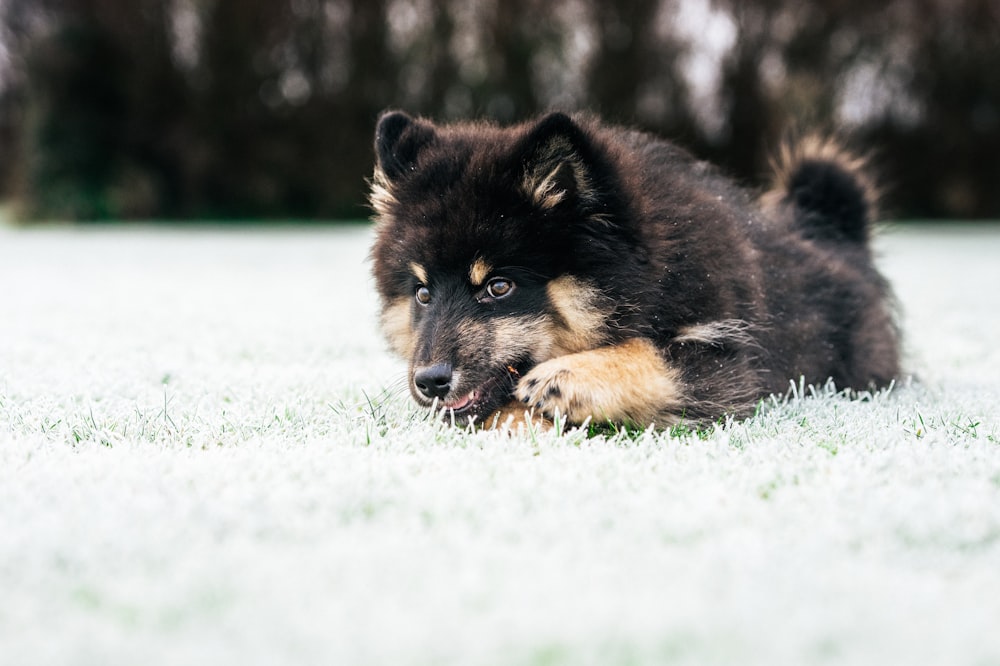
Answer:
[374,110,437,183]
[518,112,597,210]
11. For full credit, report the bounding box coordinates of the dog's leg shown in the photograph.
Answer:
[515,338,684,426]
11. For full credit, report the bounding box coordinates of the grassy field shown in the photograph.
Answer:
[1,222,999,665]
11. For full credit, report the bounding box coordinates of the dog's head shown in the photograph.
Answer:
[368,111,621,424]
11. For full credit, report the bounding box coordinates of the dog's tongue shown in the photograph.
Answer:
[445,390,477,411]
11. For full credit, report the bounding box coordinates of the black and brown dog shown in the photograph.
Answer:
[369,110,899,428]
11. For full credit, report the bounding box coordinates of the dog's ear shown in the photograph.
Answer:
[374,110,436,183]
[518,112,597,210]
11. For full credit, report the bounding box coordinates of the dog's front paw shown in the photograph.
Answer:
[515,356,594,424]
[514,340,686,426]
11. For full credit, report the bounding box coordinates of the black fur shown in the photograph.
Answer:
[790,160,871,242]
[370,111,900,427]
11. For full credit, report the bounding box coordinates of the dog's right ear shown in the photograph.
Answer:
[374,110,436,183]
[518,112,598,211]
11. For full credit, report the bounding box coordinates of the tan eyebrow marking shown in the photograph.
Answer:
[409,262,428,285]
[469,258,492,286]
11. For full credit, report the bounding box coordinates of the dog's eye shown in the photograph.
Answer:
[486,278,514,299]
[415,285,431,305]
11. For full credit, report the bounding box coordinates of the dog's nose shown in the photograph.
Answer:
[413,363,453,400]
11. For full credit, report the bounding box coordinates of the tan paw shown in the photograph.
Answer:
[515,339,685,426]
[515,356,600,424]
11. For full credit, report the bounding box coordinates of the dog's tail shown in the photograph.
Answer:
[764,135,879,244]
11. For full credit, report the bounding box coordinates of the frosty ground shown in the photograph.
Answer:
[1,222,999,666]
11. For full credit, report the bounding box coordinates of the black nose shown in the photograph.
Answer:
[413,363,453,400]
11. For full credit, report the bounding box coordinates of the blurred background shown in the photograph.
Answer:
[0,0,997,223]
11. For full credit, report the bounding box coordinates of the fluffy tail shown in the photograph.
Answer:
[765,136,879,244]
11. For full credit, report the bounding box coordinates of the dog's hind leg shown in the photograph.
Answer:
[514,338,685,427]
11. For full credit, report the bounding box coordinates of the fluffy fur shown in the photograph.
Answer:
[369,110,900,428]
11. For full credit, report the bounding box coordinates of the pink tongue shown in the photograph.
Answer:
[445,391,476,410]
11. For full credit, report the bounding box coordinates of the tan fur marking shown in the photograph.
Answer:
[380,297,414,357]
[369,167,398,219]
[478,316,553,365]
[675,319,758,348]
[531,164,570,209]
[409,262,428,285]
[469,258,492,286]
[522,136,596,209]
[515,338,684,426]
[545,276,608,356]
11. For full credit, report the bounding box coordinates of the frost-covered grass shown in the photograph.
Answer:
[1,222,999,666]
